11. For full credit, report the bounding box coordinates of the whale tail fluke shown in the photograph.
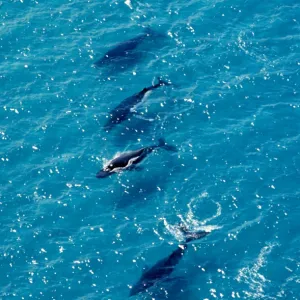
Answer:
[158,138,177,152]
[179,224,210,244]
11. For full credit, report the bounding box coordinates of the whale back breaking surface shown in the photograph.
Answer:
[94,32,148,67]
[108,148,145,170]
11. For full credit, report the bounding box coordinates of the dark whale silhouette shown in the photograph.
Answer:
[94,28,163,67]
[129,226,210,297]
[96,138,176,178]
[104,77,171,131]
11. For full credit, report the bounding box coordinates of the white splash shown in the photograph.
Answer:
[161,193,222,241]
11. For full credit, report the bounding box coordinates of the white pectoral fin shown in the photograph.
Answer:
[130,91,152,113]
[134,114,154,122]
[127,156,140,167]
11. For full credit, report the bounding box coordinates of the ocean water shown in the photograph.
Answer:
[1,0,300,299]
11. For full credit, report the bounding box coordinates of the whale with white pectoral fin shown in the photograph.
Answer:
[96,138,177,178]
[104,77,171,131]
[129,225,211,297]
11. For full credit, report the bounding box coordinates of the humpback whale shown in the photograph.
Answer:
[129,227,210,297]
[104,77,171,131]
[94,28,163,67]
[96,138,176,178]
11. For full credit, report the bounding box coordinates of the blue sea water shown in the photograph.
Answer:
[1,0,300,299]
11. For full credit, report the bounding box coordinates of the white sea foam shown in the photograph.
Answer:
[236,242,279,299]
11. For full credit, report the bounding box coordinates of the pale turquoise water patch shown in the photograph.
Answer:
[1,0,300,299]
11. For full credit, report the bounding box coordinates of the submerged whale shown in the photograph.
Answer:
[129,226,210,297]
[104,77,171,131]
[96,138,176,178]
[94,28,163,67]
